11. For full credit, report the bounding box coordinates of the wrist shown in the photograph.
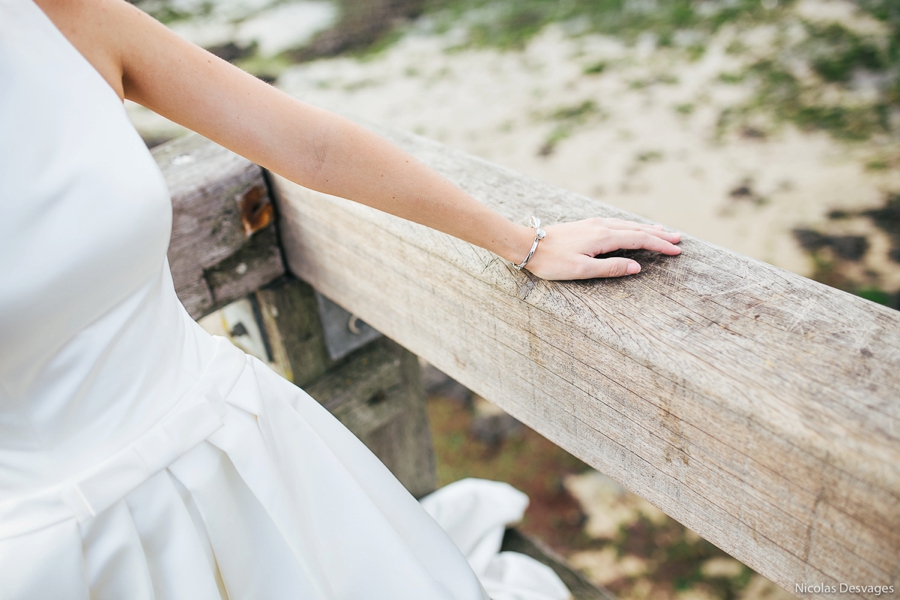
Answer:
[492,220,535,265]
[458,205,537,265]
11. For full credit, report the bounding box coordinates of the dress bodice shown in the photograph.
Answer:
[0,0,217,497]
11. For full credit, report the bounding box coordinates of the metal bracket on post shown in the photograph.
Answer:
[314,291,382,361]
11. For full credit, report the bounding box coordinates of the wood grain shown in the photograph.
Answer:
[271,122,900,599]
[154,134,284,318]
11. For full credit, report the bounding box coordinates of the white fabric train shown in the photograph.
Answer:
[422,479,572,600]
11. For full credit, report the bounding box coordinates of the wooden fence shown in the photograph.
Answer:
[156,120,900,600]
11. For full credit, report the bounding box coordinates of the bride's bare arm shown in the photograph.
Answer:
[35,0,681,280]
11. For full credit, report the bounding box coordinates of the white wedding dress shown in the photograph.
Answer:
[0,1,493,598]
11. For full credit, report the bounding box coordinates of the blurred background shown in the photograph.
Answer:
[130,1,899,598]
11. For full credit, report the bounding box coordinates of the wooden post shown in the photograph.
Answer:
[254,275,332,387]
[356,339,437,499]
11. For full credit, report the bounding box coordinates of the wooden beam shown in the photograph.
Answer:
[155,134,284,318]
[271,123,900,599]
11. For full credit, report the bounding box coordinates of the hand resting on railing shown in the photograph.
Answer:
[527,217,681,280]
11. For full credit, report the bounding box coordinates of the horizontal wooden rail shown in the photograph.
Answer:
[269,121,900,599]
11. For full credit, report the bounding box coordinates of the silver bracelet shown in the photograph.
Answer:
[513,216,546,271]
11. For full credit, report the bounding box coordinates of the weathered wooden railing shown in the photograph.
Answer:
[156,120,900,600]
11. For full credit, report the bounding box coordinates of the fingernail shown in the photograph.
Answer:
[627,262,641,274]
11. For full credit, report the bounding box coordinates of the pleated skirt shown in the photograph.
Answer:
[0,337,488,600]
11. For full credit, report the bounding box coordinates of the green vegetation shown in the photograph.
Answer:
[855,287,894,306]
[128,0,202,24]
[685,42,706,61]
[711,1,899,142]
[629,73,679,89]
[537,100,605,156]
[721,43,896,142]
[422,0,791,51]
[433,0,898,143]
[865,156,891,170]
[807,23,887,83]
[548,99,601,121]
[608,512,755,599]
[718,71,745,84]
[794,193,900,309]
[636,149,664,162]
[582,60,609,75]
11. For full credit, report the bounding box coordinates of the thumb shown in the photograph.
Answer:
[578,256,641,279]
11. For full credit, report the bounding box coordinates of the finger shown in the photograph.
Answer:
[630,226,681,243]
[606,221,681,238]
[576,256,641,279]
[599,230,682,255]
[599,219,681,242]
[602,218,666,230]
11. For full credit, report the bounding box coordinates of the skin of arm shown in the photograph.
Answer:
[35,0,682,280]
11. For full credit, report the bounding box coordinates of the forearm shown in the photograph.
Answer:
[272,112,534,264]
[109,11,532,264]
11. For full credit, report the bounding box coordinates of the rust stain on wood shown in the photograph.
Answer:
[239,184,274,236]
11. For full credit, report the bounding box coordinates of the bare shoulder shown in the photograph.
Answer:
[33,0,151,100]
